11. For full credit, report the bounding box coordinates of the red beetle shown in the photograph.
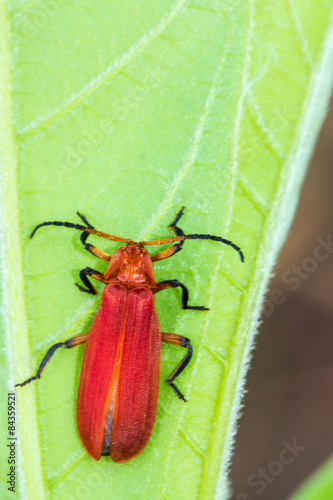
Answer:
[16,208,243,462]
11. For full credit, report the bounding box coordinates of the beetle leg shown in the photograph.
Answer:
[161,332,193,402]
[76,212,112,262]
[151,245,182,262]
[75,267,104,295]
[154,279,209,311]
[151,206,185,262]
[15,333,89,388]
[169,206,185,238]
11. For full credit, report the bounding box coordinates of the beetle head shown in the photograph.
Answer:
[104,244,156,287]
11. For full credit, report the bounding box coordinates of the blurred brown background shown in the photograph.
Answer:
[231,94,333,500]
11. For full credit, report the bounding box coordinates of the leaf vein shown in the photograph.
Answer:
[19,0,188,139]
[287,0,314,67]
[237,174,269,215]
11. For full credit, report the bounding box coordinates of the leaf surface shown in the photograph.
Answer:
[0,1,333,499]
[289,457,333,500]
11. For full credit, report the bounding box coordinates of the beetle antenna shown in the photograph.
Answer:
[30,220,134,244]
[183,234,244,262]
[30,221,88,239]
[141,233,244,262]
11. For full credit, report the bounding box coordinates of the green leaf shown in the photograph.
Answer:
[289,457,333,500]
[0,1,332,499]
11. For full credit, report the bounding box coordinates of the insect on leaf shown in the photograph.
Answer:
[0,1,333,499]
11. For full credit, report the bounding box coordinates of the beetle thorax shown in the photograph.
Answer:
[103,244,157,287]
